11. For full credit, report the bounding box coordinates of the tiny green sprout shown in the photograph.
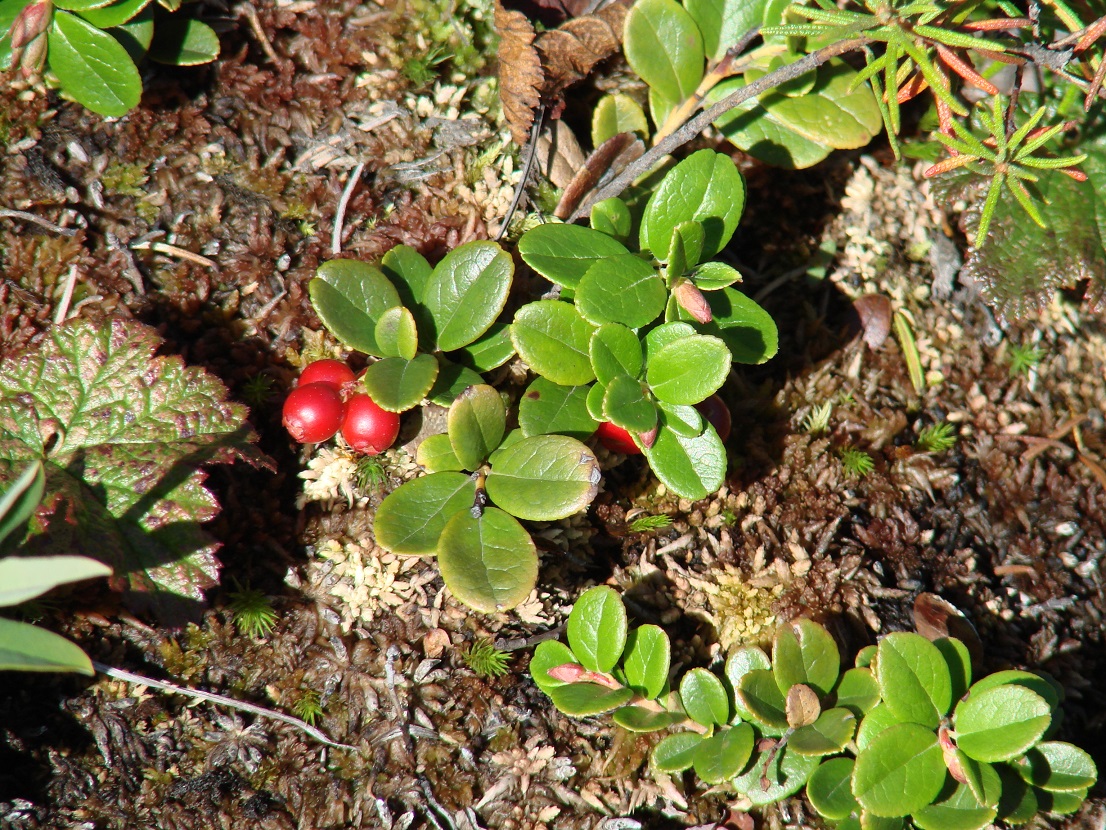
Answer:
[241,374,276,408]
[291,688,323,726]
[227,586,278,638]
[840,447,874,478]
[355,455,388,493]
[403,46,450,87]
[916,422,957,453]
[803,402,833,435]
[1009,343,1045,377]
[463,638,511,678]
[629,513,674,532]
[298,219,318,237]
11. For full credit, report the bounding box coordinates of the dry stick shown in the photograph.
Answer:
[92,661,359,751]
[332,161,365,256]
[53,264,80,324]
[495,104,547,242]
[568,36,872,223]
[0,208,79,237]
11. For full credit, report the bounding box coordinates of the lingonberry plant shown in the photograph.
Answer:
[533,586,1098,828]
[282,383,347,445]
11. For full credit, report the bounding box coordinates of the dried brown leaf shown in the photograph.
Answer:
[554,132,643,219]
[496,0,545,145]
[536,0,632,99]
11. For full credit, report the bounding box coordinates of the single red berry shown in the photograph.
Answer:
[298,359,355,391]
[342,393,400,455]
[596,421,641,455]
[695,394,731,443]
[282,382,346,444]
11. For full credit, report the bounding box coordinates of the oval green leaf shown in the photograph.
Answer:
[447,384,506,470]
[424,240,513,351]
[790,707,856,756]
[613,706,686,732]
[518,223,630,288]
[518,378,597,440]
[680,667,730,728]
[773,618,841,697]
[485,434,600,521]
[452,322,515,372]
[876,632,952,728]
[566,585,627,673]
[361,354,438,412]
[646,334,731,405]
[855,703,905,752]
[726,645,771,721]
[591,197,633,242]
[912,781,997,830]
[808,757,859,820]
[676,287,779,365]
[624,0,704,116]
[427,357,483,407]
[549,682,634,716]
[953,685,1051,762]
[603,374,657,433]
[1016,741,1097,792]
[851,722,945,817]
[381,244,432,307]
[622,624,671,699]
[652,731,705,773]
[576,255,667,328]
[147,16,218,65]
[667,220,705,274]
[0,555,111,607]
[374,306,419,360]
[693,723,754,784]
[591,93,649,146]
[511,301,597,386]
[738,668,788,729]
[641,421,726,500]
[77,0,152,27]
[0,618,94,674]
[373,472,476,554]
[834,667,881,718]
[657,400,702,436]
[310,259,402,355]
[49,11,141,117]
[733,745,819,806]
[436,506,536,612]
[967,669,1060,713]
[415,432,464,472]
[590,323,643,385]
[530,640,579,693]
[692,260,743,291]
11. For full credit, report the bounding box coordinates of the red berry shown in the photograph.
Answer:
[596,421,641,455]
[282,382,345,443]
[341,393,400,455]
[298,359,355,391]
[695,394,731,443]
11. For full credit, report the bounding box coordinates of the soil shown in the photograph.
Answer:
[1,2,1105,829]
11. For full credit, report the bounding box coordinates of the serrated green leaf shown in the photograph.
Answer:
[49,11,141,116]
[773,618,840,697]
[424,241,512,351]
[603,374,657,433]
[0,555,111,606]
[692,261,742,291]
[452,322,515,373]
[373,472,476,554]
[642,421,725,500]
[851,722,945,817]
[374,306,419,360]
[738,668,788,729]
[591,197,633,242]
[733,744,819,806]
[518,378,597,440]
[807,757,859,820]
[592,93,649,147]
[912,781,997,830]
[310,260,402,356]
[790,707,856,756]
[78,0,153,27]
[427,357,483,408]
[876,632,952,728]
[0,617,94,674]
[953,685,1050,762]
[530,640,579,693]
[834,667,880,718]
[147,15,218,65]
[436,506,536,612]
[640,150,744,262]
[590,324,643,385]
[550,682,634,716]
[613,706,686,732]
[855,703,905,752]
[415,433,464,472]
[575,254,667,329]
[680,667,730,728]
[518,223,630,289]
[361,354,438,412]
[447,384,505,470]
[646,334,730,406]
[694,723,755,783]
[710,59,881,169]
[566,585,627,673]
[652,731,705,773]
[622,624,670,699]
[485,435,599,521]
[1016,742,1097,792]
[511,301,597,386]
[624,0,703,118]
[0,319,264,626]
[0,461,44,549]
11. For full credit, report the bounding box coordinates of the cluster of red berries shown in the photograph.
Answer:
[281,359,400,455]
[595,394,732,455]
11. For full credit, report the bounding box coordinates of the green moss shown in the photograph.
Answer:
[102,162,150,197]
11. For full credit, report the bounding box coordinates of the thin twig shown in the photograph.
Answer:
[131,240,219,269]
[568,37,870,221]
[332,161,365,256]
[237,2,285,68]
[495,104,546,242]
[92,661,358,751]
[53,264,80,324]
[0,208,79,237]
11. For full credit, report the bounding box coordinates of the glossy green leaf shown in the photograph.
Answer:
[996,764,1037,824]
[693,723,754,783]
[726,646,771,721]
[436,506,536,612]
[622,624,670,699]
[912,781,997,830]
[576,254,667,329]
[566,585,627,673]
[653,731,705,773]
[851,722,945,817]
[834,667,880,718]
[855,644,877,668]
[672,287,779,365]
[957,753,1001,808]
[934,637,972,704]
[427,357,484,407]
[373,472,476,554]
[642,422,726,500]
[585,382,606,422]
[53,0,114,12]
[1016,742,1097,792]
[447,384,505,470]
[1037,786,1089,814]
[855,704,906,752]
[624,0,703,117]
[859,814,904,830]
[738,668,788,729]
[603,374,657,433]
[790,707,856,756]
[684,0,785,62]
[147,16,218,65]
[530,640,579,693]
[361,354,438,412]
[549,682,634,716]
[710,59,881,169]
[511,301,597,386]
[733,745,819,806]
[646,334,730,405]
[876,632,952,728]
[78,0,152,27]
[415,433,464,472]
[692,261,742,291]
[381,244,433,307]
[0,555,111,607]
[590,324,643,385]
[0,461,44,549]
[807,757,859,820]
[518,223,629,289]
[49,11,141,117]
[680,667,730,728]
[967,670,1060,713]
[374,306,419,360]
[591,197,633,242]
[613,706,686,732]
[452,323,515,372]
[310,260,401,356]
[485,435,600,521]
[655,402,700,438]
[0,618,94,674]
[643,321,695,362]
[640,150,744,262]
[518,379,597,440]
[953,685,1050,762]
[666,221,706,275]
[773,618,840,697]
[591,93,649,146]
[424,241,513,351]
